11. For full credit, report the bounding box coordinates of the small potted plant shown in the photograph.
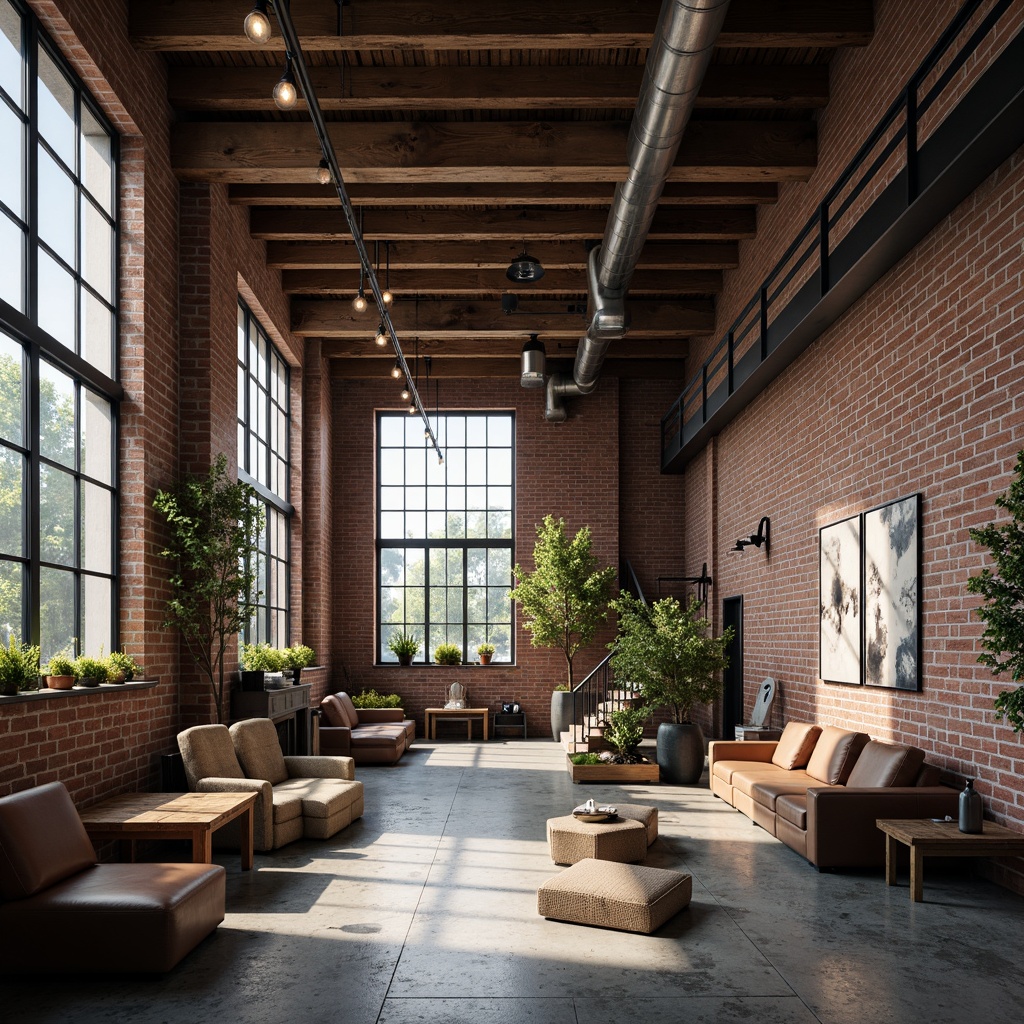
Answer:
[106,650,141,684]
[0,636,40,696]
[43,650,76,690]
[434,642,462,666]
[388,631,421,666]
[239,641,287,690]
[73,654,109,688]
[284,643,316,683]
[477,642,496,666]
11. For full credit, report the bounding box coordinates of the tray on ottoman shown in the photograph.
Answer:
[538,858,691,934]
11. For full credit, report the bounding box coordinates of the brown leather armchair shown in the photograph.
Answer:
[318,691,415,765]
[0,782,225,974]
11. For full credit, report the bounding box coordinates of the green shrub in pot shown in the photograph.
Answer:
[0,635,40,696]
[73,654,109,687]
[433,642,462,666]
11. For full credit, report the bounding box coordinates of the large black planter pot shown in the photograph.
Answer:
[550,690,576,743]
[657,722,706,785]
[239,670,265,692]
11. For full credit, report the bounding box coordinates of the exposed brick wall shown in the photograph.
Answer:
[680,0,1024,891]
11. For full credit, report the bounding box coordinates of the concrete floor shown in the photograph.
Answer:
[4,738,1023,1024]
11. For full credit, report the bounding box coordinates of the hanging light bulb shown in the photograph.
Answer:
[352,268,367,312]
[400,384,411,401]
[390,361,402,379]
[407,401,416,415]
[243,1,272,43]
[438,454,444,465]
[273,55,298,110]
[316,159,332,185]
[375,323,388,347]
[381,241,393,306]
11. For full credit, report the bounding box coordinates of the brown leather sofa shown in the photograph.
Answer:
[318,692,415,765]
[709,722,959,869]
[0,782,225,973]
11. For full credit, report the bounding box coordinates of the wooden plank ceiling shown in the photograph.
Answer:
[131,0,874,380]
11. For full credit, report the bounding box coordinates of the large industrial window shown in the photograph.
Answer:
[0,0,118,660]
[377,412,514,664]
[237,300,291,646]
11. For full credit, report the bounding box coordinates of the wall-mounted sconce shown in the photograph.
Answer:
[731,516,770,556]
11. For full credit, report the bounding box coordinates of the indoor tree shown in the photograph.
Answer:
[154,454,263,723]
[509,515,616,689]
[968,449,1024,732]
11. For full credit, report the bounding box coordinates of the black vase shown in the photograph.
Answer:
[657,722,706,785]
[240,670,265,692]
[959,778,983,834]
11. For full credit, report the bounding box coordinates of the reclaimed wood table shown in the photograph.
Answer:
[876,817,1024,902]
[80,791,258,871]
[424,707,490,741]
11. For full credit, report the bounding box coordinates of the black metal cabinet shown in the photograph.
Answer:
[231,683,313,755]
[492,711,527,739]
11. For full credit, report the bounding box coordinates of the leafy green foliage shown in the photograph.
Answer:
[0,635,40,694]
[240,641,288,672]
[568,752,602,765]
[284,644,316,669]
[968,450,1024,731]
[73,654,109,683]
[434,642,462,665]
[609,593,733,724]
[603,704,649,756]
[351,688,403,709]
[153,455,263,722]
[44,650,75,677]
[477,642,496,656]
[509,515,616,687]
[106,650,140,681]
[387,631,421,657]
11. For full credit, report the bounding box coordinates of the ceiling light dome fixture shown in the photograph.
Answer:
[506,249,545,283]
[243,1,272,44]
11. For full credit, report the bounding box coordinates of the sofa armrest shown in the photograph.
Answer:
[707,740,778,782]
[284,755,356,781]
[355,708,404,724]
[317,725,352,756]
[806,786,959,868]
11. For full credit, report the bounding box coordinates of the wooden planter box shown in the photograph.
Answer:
[566,754,660,784]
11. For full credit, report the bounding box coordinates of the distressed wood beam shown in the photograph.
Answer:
[282,268,723,297]
[330,357,688,379]
[131,0,873,52]
[169,63,829,112]
[322,337,686,359]
[292,298,713,338]
[171,120,817,184]
[249,206,757,242]
[229,181,779,208]
[266,240,739,270]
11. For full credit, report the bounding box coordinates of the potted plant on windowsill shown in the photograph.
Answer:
[73,654,109,688]
[477,642,496,666]
[42,650,76,690]
[0,636,40,696]
[105,649,140,684]
[434,642,462,666]
[284,644,316,684]
[239,641,288,691]
[388,631,421,666]
[609,592,733,785]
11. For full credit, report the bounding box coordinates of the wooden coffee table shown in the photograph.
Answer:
[876,817,1024,902]
[80,791,258,871]
[424,707,490,740]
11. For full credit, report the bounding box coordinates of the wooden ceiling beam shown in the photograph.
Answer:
[228,181,778,208]
[321,337,687,359]
[171,120,816,184]
[282,268,723,297]
[266,240,739,271]
[330,357,688,380]
[249,206,757,242]
[292,298,714,338]
[131,0,873,52]
[169,63,829,112]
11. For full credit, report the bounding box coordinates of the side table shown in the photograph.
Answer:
[493,711,527,738]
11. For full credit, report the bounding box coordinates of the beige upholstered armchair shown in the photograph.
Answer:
[178,721,363,852]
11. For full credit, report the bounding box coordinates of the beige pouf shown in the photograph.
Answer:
[614,803,658,846]
[538,858,692,934]
[547,814,648,865]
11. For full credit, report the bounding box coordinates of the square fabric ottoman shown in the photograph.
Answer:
[547,814,648,865]
[538,858,692,934]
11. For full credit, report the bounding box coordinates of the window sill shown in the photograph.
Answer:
[0,679,160,706]
[374,663,517,669]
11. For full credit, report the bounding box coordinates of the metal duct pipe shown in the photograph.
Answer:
[546,0,731,420]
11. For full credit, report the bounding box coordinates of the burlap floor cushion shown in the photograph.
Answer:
[614,804,658,846]
[538,859,692,934]
[547,815,648,865]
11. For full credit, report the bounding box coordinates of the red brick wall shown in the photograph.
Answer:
[328,374,682,737]
[681,0,1024,890]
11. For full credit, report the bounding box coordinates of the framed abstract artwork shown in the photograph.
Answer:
[819,514,861,686]
[863,494,921,690]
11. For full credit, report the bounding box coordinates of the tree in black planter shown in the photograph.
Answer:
[609,592,733,784]
[968,449,1024,732]
[154,454,263,724]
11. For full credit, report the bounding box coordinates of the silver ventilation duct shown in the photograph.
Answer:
[520,335,546,388]
[545,0,732,421]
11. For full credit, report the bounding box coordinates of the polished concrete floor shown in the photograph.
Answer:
[4,738,1023,1024]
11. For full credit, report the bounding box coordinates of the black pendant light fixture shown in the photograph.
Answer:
[506,247,545,282]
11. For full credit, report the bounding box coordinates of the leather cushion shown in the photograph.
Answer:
[319,695,351,728]
[0,783,96,900]
[771,722,822,770]
[712,760,786,785]
[805,727,870,785]
[746,775,820,809]
[334,692,361,728]
[776,794,808,829]
[846,740,925,788]
[230,718,289,786]
[733,769,814,799]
